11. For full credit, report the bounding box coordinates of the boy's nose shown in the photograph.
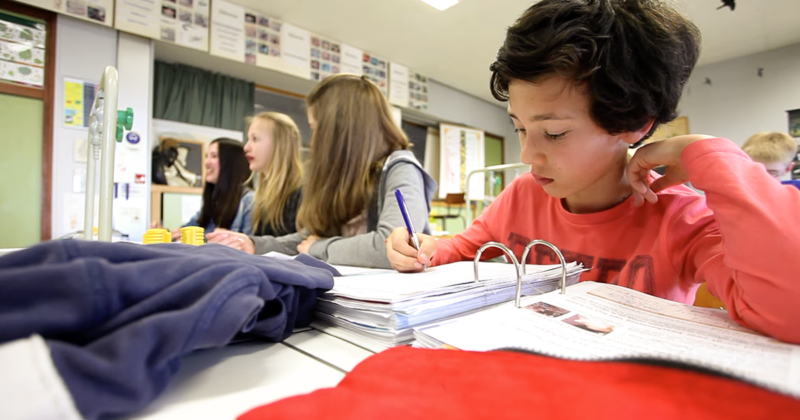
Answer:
[521,146,546,166]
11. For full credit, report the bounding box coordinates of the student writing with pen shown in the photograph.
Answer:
[395,189,425,271]
[386,0,800,344]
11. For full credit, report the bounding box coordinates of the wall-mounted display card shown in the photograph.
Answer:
[115,0,160,40]
[309,34,341,81]
[439,123,485,200]
[362,51,387,96]
[116,0,209,51]
[408,71,429,110]
[209,0,245,61]
[339,43,362,76]
[16,0,113,27]
[244,10,281,66]
[63,77,98,128]
[0,12,45,87]
[0,59,43,86]
[277,23,310,79]
[388,62,409,107]
[0,39,45,66]
[243,14,308,79]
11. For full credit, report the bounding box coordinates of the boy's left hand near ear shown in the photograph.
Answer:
[627,134,714,206]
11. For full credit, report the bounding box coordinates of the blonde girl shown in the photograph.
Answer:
[208,112,304,249]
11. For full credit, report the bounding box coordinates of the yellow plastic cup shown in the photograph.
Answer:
[180,226,205,245]
[143,229,171,244]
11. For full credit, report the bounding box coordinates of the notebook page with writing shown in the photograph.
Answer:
[415,281,800,398]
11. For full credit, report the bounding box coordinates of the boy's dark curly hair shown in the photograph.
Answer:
[490,0,700,145]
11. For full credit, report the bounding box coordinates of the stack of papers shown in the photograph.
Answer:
[311,261,586,352]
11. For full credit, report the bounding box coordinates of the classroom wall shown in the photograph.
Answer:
[113,32,154,242]
[51,15,118,239]
[427,80,522,185]
[680,42,800,146]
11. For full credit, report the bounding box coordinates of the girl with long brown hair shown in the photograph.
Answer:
[216,74,436,268]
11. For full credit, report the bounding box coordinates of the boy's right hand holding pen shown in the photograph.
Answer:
[386,227,436,272]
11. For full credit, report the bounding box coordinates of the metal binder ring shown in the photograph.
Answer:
[473,241,522,301]
[520,240,569,303]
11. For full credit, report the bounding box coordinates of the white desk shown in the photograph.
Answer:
[284,329,375,372]
[120,340,344,420]
[119,330,375,420]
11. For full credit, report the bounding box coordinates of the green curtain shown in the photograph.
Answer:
[153,61,254,132]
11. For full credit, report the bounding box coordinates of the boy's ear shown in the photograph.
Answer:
[619,119,656,146]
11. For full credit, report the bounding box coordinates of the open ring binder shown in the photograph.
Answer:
[521,240,568,296]
[473,240,569,308]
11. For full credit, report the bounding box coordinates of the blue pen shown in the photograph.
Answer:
[395,189,421,251]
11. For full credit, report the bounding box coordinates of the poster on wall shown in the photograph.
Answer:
[0,12,46,87]
[309,34,341,82]
[16,0,113,27]
[340,43,362,76]
[439,123,485,200]
[408,71,429,110]
[244,10,281,66]
[388,62,409,107]
[242,14,308,79]
[209,0,245,61]
[362,51,388,96]
[278,23,310,79]
[63,78,98,128]
[116,0,209,51]
[788,109,800,138]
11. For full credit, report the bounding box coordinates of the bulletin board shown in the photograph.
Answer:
[439,123,485,200]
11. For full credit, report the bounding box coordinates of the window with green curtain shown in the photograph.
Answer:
[153,61,254,132]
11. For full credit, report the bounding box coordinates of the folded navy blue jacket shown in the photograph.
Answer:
[0,240,334,419]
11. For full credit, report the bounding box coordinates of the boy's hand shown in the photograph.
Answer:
[207,229,255,254]
[386,227,436,272]
[627,135,714,206]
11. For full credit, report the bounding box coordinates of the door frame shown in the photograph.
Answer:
[0,2,56,240]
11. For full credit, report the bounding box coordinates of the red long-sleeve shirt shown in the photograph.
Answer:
[433,138,800,343]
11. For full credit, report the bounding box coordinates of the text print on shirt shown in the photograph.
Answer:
[508,232,655,295]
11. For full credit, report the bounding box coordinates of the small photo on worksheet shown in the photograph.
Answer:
[562,314,615,336]
[524,301,570,318]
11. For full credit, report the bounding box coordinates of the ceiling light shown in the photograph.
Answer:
[419,0,458,11]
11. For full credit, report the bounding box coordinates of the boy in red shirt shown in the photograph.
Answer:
[386,0,800,344]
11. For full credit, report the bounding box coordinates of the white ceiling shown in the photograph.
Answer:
[233,0,800,106]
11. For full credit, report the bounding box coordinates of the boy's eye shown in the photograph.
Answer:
[514,128,526,134]
[545,131,566,140]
